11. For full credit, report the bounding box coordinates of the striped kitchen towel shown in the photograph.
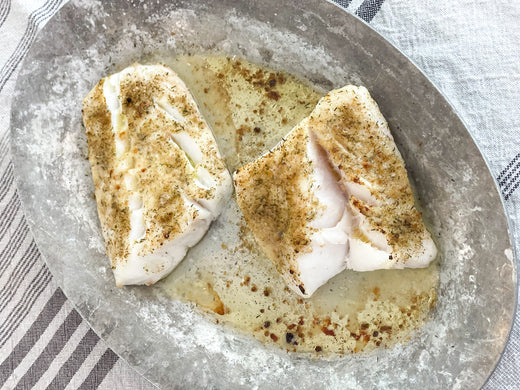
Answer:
[0,0,518,389]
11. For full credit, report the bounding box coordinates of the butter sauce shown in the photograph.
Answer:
[158,55,438,355]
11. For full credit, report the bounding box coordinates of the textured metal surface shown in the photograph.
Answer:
[10,0,516,388]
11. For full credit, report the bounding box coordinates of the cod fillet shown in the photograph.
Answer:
[83,64,232,286]
[234,85,437,297]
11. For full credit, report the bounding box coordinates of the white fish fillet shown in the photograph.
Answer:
[234,85,437,298]
[83,64,232,286]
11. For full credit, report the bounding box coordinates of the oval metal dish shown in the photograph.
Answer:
[10,0,516,388]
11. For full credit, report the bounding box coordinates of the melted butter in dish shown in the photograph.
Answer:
[82,64,232,286]
[158,55,439,355]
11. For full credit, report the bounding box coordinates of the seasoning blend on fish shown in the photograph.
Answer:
[83,64,232,286]
[234,85,437,298]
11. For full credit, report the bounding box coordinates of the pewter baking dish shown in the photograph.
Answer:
[10,0,516,388]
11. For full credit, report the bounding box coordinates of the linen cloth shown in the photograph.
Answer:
[0,0,518,388]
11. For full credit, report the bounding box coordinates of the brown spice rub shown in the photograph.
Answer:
[234,122,321,291]
[309,86,429,263]
[82,80,130,262]
[82,64,229,267]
